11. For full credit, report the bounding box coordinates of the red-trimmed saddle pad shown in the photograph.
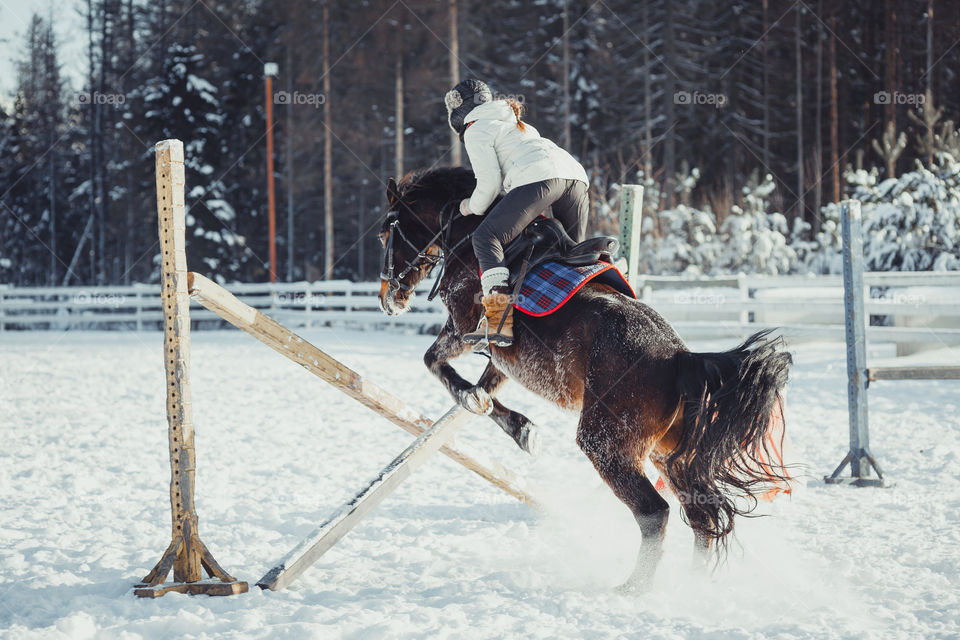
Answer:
[514,260,635,317]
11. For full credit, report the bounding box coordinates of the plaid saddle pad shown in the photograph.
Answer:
[514,260,635,316]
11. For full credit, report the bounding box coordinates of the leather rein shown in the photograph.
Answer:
[380,201,472,302]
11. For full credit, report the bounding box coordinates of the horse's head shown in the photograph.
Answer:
[380,174,449,316]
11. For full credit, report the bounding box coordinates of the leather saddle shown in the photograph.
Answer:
[502,217,619,287]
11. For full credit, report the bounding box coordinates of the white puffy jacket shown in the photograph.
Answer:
[462,100,588,215]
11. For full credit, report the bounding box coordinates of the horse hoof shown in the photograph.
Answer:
[519,423,541,457]
[615,578,650,595]
[461,387,493,415]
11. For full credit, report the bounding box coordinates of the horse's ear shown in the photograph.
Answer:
[386,177,400,208]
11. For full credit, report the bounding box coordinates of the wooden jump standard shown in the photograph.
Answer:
[135,140,248,597]
[138,139,538,597]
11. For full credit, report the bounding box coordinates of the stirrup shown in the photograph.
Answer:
[463,316,511,353]
[471,337,491,355]
[464,316,491,353]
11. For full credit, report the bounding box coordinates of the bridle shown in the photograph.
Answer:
[380,200,472,301]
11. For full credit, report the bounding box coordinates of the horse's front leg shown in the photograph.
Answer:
[425,320,539,455]
[424,319,493,413]
[475,361,541,456]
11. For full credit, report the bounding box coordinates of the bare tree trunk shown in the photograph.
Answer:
[561,0,571,150]
[762,0,770,170]
[642,1,652,179]
[63,214,95,286]
[123,0,135,284]
[926,0,934,98]
[663,0,676,208]
[358,182,365,279]
[286,43,295,281]
[394,19,404,180]
[323,3,333,280]
[884,0,897,134]
[96,4,105,284]
[87,0,97,285]
[96,1,114,284]
[48,134,57,285]
[795,4,804,219]
[829,8,840,203]
[814,0,823,231]
[449,0,461,165]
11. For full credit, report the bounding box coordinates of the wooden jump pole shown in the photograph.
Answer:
[868,366,960,382]
[135,140,248,598]
[257,404,471,591]
[187,272,539,509]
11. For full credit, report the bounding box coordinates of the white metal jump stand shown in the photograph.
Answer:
[824,200,887,487]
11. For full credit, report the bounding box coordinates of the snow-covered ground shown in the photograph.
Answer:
[1,327,958,639]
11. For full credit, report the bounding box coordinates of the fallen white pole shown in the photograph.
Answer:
[257,404,471,590]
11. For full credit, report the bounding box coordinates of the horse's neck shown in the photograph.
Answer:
[439,241,481,304]
[444,245,479,283]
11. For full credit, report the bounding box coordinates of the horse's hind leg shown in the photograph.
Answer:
[651,454,712,571]
[577,409,669,592]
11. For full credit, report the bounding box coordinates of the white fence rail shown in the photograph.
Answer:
[634,272,960,345]
[2,273,960,344]
[0,280,447,333]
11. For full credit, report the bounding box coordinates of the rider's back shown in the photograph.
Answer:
[462,100,587,194]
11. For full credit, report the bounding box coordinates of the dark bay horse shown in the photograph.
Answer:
[378,167,791,590]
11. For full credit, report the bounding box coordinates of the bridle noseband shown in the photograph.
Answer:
[380,201,471,301]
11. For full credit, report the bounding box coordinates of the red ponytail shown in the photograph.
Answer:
[505,98,525,132]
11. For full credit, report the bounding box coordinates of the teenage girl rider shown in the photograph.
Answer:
[445,78,589,348]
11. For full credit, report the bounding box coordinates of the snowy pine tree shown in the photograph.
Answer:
[0,15,75,286]
[141,43,246,281]
[854,158,960,271]
[718,173,796,274]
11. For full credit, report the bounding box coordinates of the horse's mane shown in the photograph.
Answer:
[397,166,476,204]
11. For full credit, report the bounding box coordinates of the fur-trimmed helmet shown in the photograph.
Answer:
[445,78,492,136]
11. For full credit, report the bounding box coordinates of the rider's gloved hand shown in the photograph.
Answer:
[459,198,481,216]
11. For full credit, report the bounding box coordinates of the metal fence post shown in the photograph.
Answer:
[618,185,644,293]
[825,199,887,487]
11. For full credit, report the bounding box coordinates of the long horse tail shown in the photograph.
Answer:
[666,329,792,551]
